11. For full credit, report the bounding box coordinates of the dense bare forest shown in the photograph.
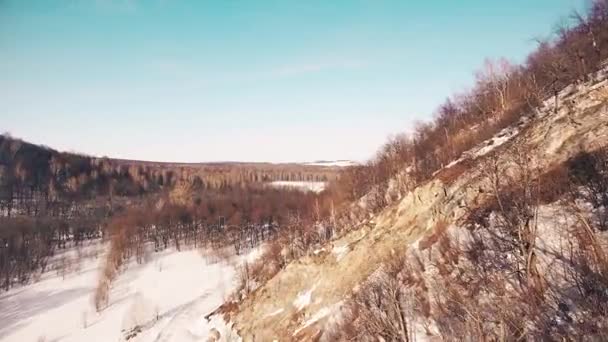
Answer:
[0,134,339,291]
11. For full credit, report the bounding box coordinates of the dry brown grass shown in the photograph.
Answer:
[199,246,234,265]
[435,159,474,185]
[234,241,286,301]
[418,219,450,250]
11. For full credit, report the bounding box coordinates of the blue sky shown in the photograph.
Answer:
[0,0,584,163]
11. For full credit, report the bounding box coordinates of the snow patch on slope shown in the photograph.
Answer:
[263,308,284,318]
[293,285,317,311]
[293,307,331,335]
[293,301,344,336]
[332,244,349,262]
[471,125,520,158]
[436,119,525,176]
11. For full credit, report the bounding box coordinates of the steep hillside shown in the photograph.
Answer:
[230,66,608,340]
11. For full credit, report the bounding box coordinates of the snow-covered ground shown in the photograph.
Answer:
[303,160,358,167]
[433,117,526,176]
[268,181,326,193]
[332,244,349,262]
[0,244,249,342]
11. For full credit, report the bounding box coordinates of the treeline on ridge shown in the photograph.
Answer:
[328,0,608,213]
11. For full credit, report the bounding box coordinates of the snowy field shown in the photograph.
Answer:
[0,243,251,342]
[268,181,326,193]
[303,160,357,167]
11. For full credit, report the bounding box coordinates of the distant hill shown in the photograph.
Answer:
[0,134,342,216]
[301,160,358,167]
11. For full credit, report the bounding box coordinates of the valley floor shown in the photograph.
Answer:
[0,243,247,342]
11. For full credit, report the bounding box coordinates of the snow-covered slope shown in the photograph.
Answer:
[0,244,249,342]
